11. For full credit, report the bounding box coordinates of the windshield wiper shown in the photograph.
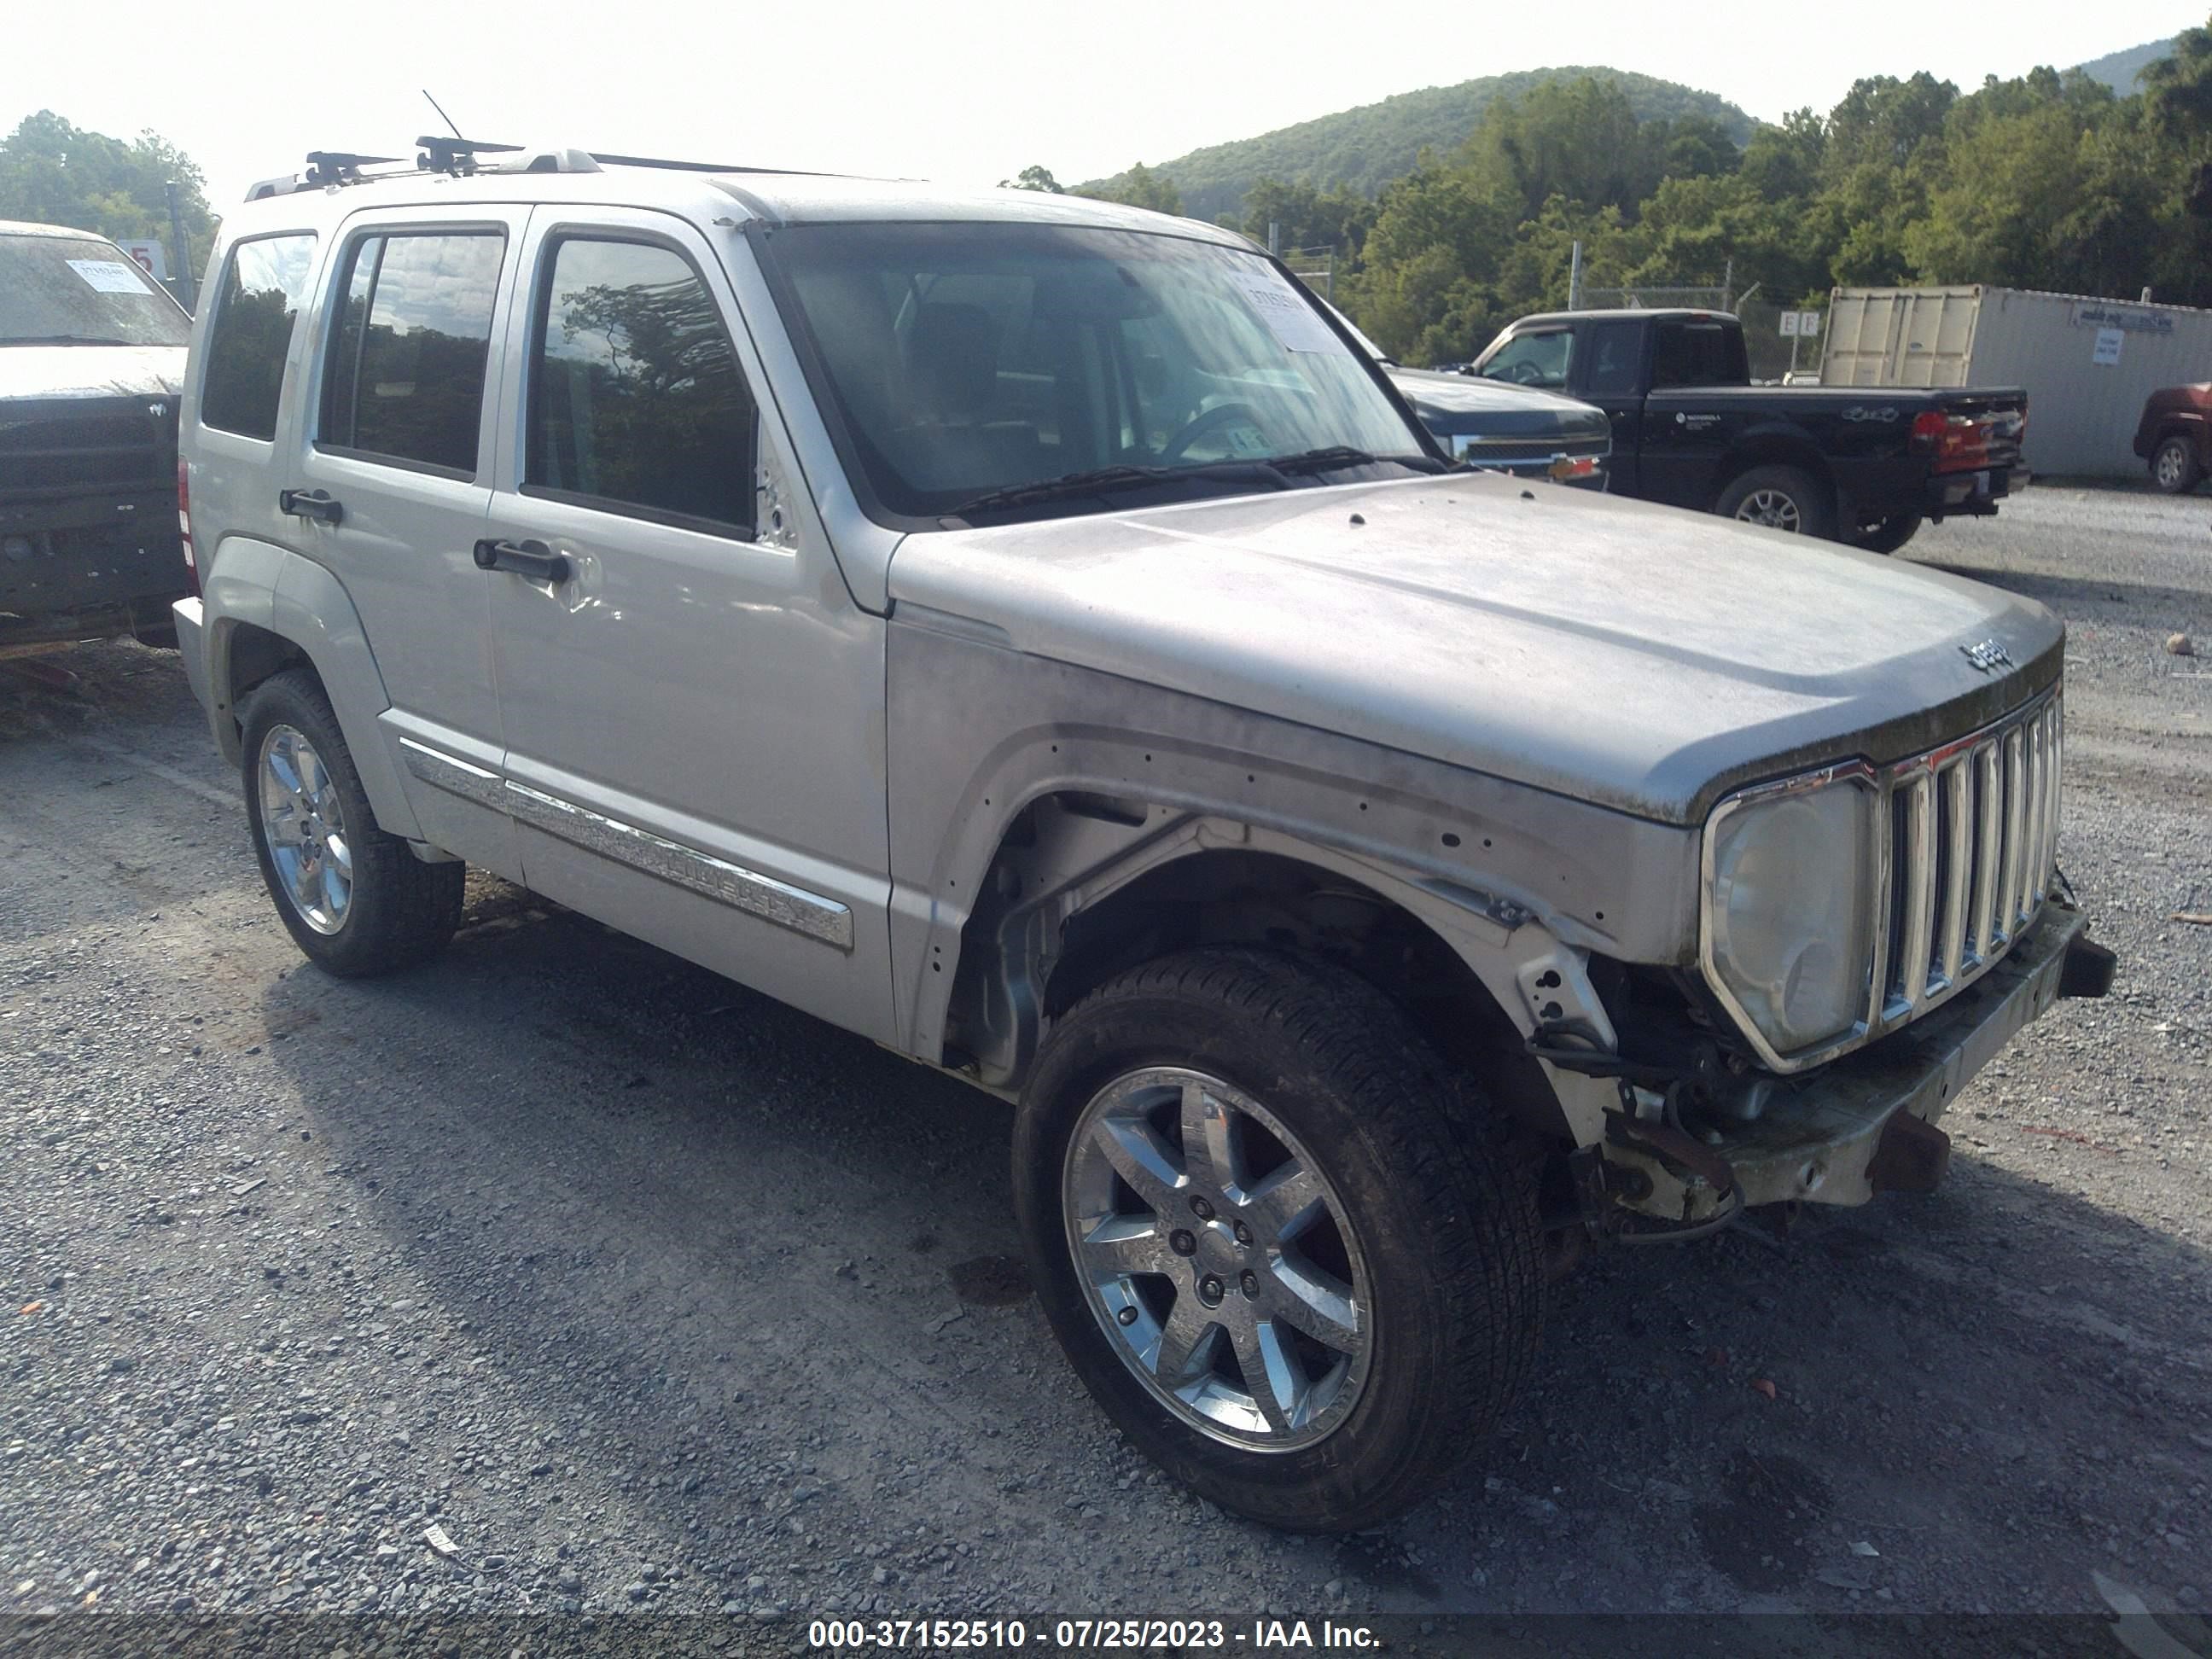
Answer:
[945,448,1447,521]
[4,334,137,346]
[945,460,1293,519]
[1267,445,1447,477]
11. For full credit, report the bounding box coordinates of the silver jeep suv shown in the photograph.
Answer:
[173,143,2113,1531]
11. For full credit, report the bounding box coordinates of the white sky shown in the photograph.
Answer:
[6,0,2207,213]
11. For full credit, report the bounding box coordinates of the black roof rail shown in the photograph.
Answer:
[586,151,827,177]
[416,135,523,175]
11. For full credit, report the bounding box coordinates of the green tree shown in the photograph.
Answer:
[1823,73,1957,172]
[1310,25,2212,362]
[1738,108,1825,201]
[1655,114,1742,182]
[1345,162,1516,356]
[2141,16,2212,140]
[1906,73,2160,297]
[1628,172,1819,296]
[998,165,1063,193]
[1237,178,1376,259]
[2138,19,2212,299]
[0,112,216,285]
[1458,77,1670,222]
[1079,163,1183,216]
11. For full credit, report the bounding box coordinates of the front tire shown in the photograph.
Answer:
[1013,947,1544,1532]
[1716,464,1837,538]
[1853,513,1923,555]
[240,668,463,977]
[2151,435,2203,495]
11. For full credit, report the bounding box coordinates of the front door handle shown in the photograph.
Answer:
[278,488,343,525]
[473,538,571,584]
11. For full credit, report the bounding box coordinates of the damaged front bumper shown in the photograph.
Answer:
[1603,902,2111,1222]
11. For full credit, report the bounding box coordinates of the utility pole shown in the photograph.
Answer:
[1266,221,1279,257]
[163,180,197,313]
[1568,240,1582,310]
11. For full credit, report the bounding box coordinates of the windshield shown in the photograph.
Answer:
[765,223,1430,522]
[1476,329,1573,390]
[0,233,194,347]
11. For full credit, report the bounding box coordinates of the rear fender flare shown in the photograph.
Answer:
[201,536,422,841]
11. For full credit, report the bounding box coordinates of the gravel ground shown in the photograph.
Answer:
[2,484,2208,1646]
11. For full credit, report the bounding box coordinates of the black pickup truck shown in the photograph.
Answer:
[1470,308,2029,553]
[2,220,194,654]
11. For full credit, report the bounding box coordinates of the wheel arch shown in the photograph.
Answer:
[940,794,1613,1146]
[1712,435,1834,509]
[200,535,421,840]
[2153,421,2208,463]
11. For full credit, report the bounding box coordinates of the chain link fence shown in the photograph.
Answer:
[1577,283,1732,311]
[1732,292,1826,383]
[1283,247,1337,303]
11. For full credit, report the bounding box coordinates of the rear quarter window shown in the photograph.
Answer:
[201,234,318,441]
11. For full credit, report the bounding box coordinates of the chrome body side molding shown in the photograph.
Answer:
[399,738,853,951]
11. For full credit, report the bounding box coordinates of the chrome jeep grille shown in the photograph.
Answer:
[1877,690,2061,1027]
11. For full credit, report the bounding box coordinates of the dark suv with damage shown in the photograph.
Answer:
[1,221,194,652]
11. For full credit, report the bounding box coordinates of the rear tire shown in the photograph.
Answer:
[2151,435,2203,495]
[1716,464,1837,539]
[1014,946,1544,1532]
[1853,513,1923,555]
[240,668,463,977]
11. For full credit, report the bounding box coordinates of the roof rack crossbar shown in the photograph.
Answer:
[416,135,524,176]
[303,150,404,188]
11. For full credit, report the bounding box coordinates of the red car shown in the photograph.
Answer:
[2133,382,2212,493]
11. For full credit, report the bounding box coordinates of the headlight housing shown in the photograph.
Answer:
[1702,775,1877,1059]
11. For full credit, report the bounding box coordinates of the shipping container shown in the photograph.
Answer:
[1823,285,2212,479]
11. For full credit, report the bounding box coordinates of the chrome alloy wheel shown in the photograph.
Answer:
[2156,441,2190,490]
[257,724,352,935]
[1734,488,1803,531]
[1062,1068,1372,1451]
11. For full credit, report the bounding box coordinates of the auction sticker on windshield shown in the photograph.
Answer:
[66,259,154,294]
[1237,278,1337,353]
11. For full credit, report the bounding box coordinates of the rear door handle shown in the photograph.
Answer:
[473,538,571,584]
[278,488,343,525]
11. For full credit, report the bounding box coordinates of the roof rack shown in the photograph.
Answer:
[246,148,415,201]
[246,141,831,201]
[306,151,403,187]
[416,135,523,175]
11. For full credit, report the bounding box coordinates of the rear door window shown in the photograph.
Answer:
[321,231,505,476]
[201,234,317,440]
[1649,321,1747,389]
[1583,322,1643,396]
[526,236,758,532]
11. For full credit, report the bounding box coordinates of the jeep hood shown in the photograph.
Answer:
[883,473,2064,825]
[0,346,184,403]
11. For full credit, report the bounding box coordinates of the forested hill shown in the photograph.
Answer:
[2075,37,2179,94]
[1076,68,1756,223]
